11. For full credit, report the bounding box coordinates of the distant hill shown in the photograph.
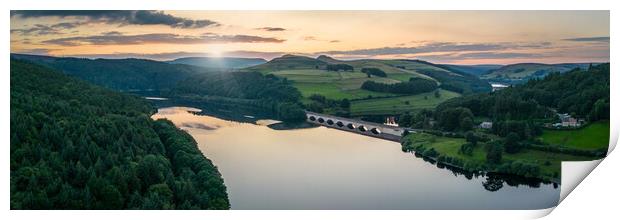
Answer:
[482,63,594,84]
[441,64,503,76]
[10,53,208,91]
[168,57,266,69]
[248,54,328,72]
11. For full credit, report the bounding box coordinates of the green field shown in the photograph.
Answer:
[540,121,610,150]
[269,68,462,116]
[248,55,489,116]
[295,83,394,100]
[404,132,596,180]
[349,89,460,116]
[271,69,411,100]
[338,59,436,82]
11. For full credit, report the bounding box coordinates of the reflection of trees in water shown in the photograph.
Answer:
[153,99,268,123]
[482,176,504,192]
[408,151,559,192]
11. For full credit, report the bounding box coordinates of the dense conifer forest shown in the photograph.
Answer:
[10,60,230,209]
[170,72,307,121]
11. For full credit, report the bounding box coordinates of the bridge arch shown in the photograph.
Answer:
[308,116,316,121]
[326,119,334,125]
[317,117,325,123]
[347,123,355,129]
[371,127,382,134]
[358,125,368,132]
[336,121,344,127]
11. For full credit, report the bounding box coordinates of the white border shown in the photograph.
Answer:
[3,0,617,219]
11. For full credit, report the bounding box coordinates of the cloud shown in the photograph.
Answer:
[12,48,60,56]
[62,51,210,60]
[42,32,285,46]
[320,41,552,56]
[11,22,84,36]
[11,10,219,29]
[415,52,540,61]
[11,24,59,36]
[101,31,123,36]
[255,27,286,31]
[563,36,609,42]
[60,50,288,61]
[51,22,85,29]
[303,36,317,41]
[303,36,340,43]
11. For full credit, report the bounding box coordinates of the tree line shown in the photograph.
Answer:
[170,72,307,122]
[304,94,351,117]
[326,64,354,72]
[361,68,387,77]
[361,78,438,95]
[416,68,491,94]
[10,60,230,209]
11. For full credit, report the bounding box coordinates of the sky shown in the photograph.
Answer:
[10,10,610,65]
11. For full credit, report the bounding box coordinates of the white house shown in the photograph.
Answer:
[479,121,493,129]
[557,113,582,127]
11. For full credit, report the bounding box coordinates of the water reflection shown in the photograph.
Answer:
[408,151,558,190]
[152,106,560,210]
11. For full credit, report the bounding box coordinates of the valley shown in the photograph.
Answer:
[8,9,611,211]
[10,52,609,208]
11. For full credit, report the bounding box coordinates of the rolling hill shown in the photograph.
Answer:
[11,53,493,117]
[248,55,491,99]
[247,54,491,116]
[168,57,266,69]
[10,53,209,91]
[481,63,593,84]
[248,54,328,72]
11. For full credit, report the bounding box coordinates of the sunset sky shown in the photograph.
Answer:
[10,10,609,64]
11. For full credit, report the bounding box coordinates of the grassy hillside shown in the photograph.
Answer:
[248,55,489,115]
[10,60,229,209]
[11,53,208,91]
[540,121,610,150]
[168,57,266,69]
[319,57,437,81]
[248,54,328,72]
[350,89,460,116]
[270,69,400,99]
[482,63,592,84]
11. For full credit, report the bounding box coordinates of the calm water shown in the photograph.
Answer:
[152,106,560,210]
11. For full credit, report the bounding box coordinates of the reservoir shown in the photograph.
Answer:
[152,106,560,210]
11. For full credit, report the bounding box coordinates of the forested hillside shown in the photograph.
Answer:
[481,63,593,84]
[399,63,609,181]
[171,71,307,121]
[10,60,229,209]
[440,64,503,76]
[433,63,610,136]
[10,53,208,91]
